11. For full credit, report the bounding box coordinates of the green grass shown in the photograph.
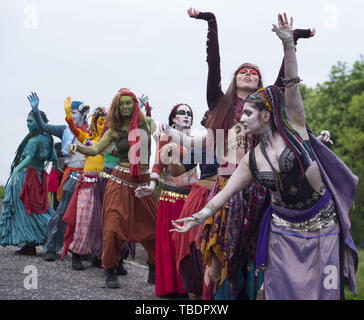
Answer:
[345,247,364,300]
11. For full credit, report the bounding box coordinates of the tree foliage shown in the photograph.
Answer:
[302,56,364,247]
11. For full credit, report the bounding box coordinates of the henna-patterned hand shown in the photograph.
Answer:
[272,12,294,43]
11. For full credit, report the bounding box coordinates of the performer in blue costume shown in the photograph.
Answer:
[0,96,58,255]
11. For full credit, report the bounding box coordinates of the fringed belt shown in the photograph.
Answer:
[256,188,337,272]
[115,165,149,175]
[271,194,337,232]
[159,190,189,202]
[98,170,149,189]
[159,184,191,203]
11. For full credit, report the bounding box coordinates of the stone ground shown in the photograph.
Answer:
[0,243,186,300]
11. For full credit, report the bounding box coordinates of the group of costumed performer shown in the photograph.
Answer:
[171,12,358,300]
[0,100,58,255]
[68,88,158,288]
[157,8,315,300]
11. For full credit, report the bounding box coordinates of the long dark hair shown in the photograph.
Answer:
[205,63,263,131]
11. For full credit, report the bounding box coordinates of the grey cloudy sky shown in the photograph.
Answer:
[0,0,363,184]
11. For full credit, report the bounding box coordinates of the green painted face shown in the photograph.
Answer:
[119,96,134,117]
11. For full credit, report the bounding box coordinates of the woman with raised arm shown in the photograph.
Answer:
[154,8,316,300]
[0,97,58,255]
[68,88,158,289]
[171,13,358,300]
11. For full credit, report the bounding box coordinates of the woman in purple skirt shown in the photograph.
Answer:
[171,12,358,300]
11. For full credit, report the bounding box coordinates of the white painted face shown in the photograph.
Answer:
[240,102,265,135]
[71,108,83,127]
[173,105,192,129]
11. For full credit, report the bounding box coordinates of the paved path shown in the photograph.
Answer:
[0,244,174,300]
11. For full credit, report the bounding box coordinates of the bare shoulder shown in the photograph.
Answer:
[104,129,119,141]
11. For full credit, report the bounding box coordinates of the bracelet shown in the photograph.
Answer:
[281,76,302,87]
[205,202,218,213]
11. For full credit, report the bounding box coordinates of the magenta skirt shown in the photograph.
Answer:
[155,184,191,296]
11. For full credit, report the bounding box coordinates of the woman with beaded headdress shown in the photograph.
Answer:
[171,13,358,300]
[68,88,158,289]
[156,8,316,300]
[0,94,58,255]
[60,99,108,270]
[134,103,199,297]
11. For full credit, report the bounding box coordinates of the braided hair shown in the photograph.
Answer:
[7,110,52,186]
[246,85,313,193]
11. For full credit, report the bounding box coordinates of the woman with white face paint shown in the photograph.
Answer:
[135,103,199,297]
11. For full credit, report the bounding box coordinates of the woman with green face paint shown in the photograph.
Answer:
[69,88,158,289]
[0,99,59,255]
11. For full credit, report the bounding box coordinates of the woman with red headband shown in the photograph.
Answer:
[69,88,158,289]
[135,103,199,297]
[171,13,358,300]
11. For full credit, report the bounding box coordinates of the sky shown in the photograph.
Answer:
[0,0,363,184]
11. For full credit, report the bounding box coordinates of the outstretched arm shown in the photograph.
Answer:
[69,129,114,156]
[274,28,315,89]
[154,123,205,152]
[272,13,306,128]
[188,8,224,110]
[27,92,66,139]
[171,152,254,232]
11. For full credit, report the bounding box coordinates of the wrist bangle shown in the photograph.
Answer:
[205,202,217,213]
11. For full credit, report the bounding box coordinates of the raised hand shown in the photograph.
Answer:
[272,12,294,44]
[187,7,199,18]
[138,94,149,109]
[64,96,72,118]
[27,92,39,111]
